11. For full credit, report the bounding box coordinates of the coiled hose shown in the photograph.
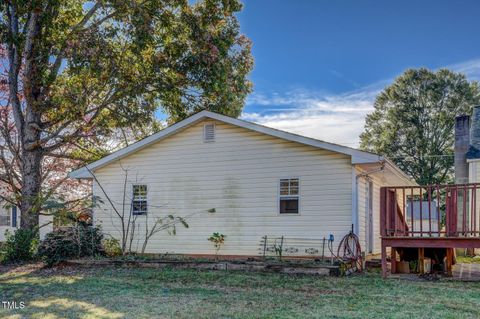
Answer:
[336,231,363,272]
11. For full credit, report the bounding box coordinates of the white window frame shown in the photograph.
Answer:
[278,178,300,214]
[132,184,148,215]
[203,123,216,143]
[0,207,12,227]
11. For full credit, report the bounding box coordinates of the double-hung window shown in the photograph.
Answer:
[132,185,148,215]
[279,178,299,214]
[0,206,16,227]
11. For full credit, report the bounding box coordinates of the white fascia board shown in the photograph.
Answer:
[68,167,91,179]
[351,155,383,164]
[69,110,384,178]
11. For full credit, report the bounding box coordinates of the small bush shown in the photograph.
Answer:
[1,229,38,264]
[37,225,103,266]
[208,232,226,259]
[103,237,122,257]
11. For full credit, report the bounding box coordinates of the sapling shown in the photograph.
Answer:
[208,232,226,260]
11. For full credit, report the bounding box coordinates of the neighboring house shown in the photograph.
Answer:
[0,203,18,242]
[0,200,53,242]
[70,110,415,257]
[405,200,440,237]
[456,106,480,185]
[455,105,480,236]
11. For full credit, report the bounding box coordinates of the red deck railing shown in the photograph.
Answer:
[380,183,480,238]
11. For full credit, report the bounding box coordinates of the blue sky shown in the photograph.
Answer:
[237,0,480,146]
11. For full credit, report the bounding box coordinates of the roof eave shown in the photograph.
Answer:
[68,167,92,179]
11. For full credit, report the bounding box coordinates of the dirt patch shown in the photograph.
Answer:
[0,262,44,274]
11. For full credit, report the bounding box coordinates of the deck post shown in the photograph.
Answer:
[391,248,397,274]
[446,248,453,277]
[418,248,425,274]
[380,187,387,237]
[381,241,387,278]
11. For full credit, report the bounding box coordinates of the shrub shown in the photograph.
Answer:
[37,225,103,266]
[1,229,38,264]
[103,237,122,257]
[208,232,226,259]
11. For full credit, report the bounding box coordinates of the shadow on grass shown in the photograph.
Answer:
[2,263,480,318]
[0,264,227,319]
[0,264,124,318]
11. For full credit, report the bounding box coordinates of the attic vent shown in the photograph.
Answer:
[203,123,215,142]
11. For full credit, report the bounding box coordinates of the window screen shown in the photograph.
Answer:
[0,208,11,226]
[132,185,148,215]
[279,178,299,214]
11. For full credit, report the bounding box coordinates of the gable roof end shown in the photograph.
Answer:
[69,110,383,178]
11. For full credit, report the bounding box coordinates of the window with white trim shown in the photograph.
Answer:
[279,178,299,214]
[0,206,13,226]
[132,185,148,215]
[203,123,215,142]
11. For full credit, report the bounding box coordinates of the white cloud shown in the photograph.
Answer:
[448,58,480,81]
[242,59,480,148]
[242,85,384,147]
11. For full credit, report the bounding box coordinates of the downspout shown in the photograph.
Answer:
[352,161,385,236]
[352,169,358,235]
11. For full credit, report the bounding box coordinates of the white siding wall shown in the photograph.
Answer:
[356,173,367,252]
[355,169,386,255]
[92,119,354,256]
[371,177,382,254]
[0,206,18,242]
[469,161,480,238]
[0,210,52,242]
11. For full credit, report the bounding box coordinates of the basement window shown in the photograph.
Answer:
[279,178,299,214]
[203,123,215,142]
[132,185,148,215]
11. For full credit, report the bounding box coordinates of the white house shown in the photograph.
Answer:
[0,204,19,242]
[0,203,52,241]
[455,106,480,238]
[70,110,415,257]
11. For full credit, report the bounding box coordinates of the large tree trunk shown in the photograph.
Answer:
[20,148,43,230]
[19,109,43,230]
[17,10,45,231]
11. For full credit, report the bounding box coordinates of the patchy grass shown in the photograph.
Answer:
[1,264,480,318]
[456,256,480,264]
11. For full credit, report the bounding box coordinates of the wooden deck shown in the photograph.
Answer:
[380,183,480,278]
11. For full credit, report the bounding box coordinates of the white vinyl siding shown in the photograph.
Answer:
[469,161,480,239]
[356,166,404,255]
[0,206,54,242]
[132,185,148,215]
[92,119,354,256]
[279,178,300,214]
[0,208,11,227]
[357,172,383,254]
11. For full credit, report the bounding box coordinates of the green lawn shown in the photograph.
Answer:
[1,264,480,319]
[456,256,480,264]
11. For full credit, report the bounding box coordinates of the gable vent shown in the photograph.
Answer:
[203,123,215,142]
